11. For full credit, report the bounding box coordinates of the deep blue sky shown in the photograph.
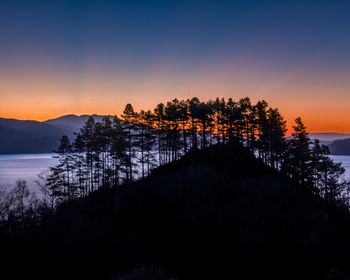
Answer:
[1,0,350,132]
[1,0,350,69]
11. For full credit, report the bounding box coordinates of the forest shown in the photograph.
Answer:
[0,97,350,280]
[35,97,349,208]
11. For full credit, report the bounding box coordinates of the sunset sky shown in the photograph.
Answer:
[1,0,350,132]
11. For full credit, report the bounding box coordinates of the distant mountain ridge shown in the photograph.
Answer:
[0,114,109,154]
[1,116,350,155]
[328,139,350,155]
[309,133,350,142]
[44,114,109,136]
[309,133,350,155]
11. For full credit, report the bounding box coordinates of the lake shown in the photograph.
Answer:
[0,153,350,195]
[0,153,57,193]
[330,155,350,181]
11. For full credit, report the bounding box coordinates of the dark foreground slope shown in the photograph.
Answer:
[2,143,350,280]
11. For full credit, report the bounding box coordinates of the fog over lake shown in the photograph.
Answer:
[330,155,350,181]
[0,154,350,194]
[0,153,57,193]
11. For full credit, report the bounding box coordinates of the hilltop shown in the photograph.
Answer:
[2,142,350,280]
[1,114,350,155]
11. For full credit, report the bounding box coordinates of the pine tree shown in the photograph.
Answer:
[196,101,214,148]
[266,108,287,169]
[164,99,182,161]
[99,116,113,188]
[311,139,347,202]
[73,133,87,196]
[213,98,227,143]
[121,104,137,181]
[80,116,96,193]
[225,98,241,143]
[143,110,157,175]
[53,135,75,199]
[255,100,269,161]
[154,103,166,165]
[189,97,200,149]
[179,99,189,153]
[238,97,252,145]
[136,110,147,178]
[110,116,128,185]
[282,117,313,187]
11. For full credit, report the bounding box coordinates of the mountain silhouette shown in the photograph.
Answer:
[45,114,108,133]
[309,133,350,141]
[328,138,350,155]
[1,116,350,154]
[0,115,108,154]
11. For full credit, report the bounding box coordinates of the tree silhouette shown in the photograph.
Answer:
[311,139,347,203]
[50,136,75,199]
[282,117,313,188]
[36,97,349,209]
[121,103,138,181]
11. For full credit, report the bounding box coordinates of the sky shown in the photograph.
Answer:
[1,0,350,133]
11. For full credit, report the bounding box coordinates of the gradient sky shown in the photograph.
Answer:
[1,0,350,132]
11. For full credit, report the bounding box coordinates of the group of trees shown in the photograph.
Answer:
[0,180,41,229]
[38,97,348,207]
[282,118,348,203]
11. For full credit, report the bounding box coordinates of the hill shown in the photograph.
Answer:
[309,133,350,147]
[329,138,350,155]
[307,133,350,154]
[0,118,67,153]
[0,114,107,154]
[1,143,350,280]
[44,114,108,133]
[309,133,350,142]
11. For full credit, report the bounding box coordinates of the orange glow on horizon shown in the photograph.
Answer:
[1,59,350,134]
[1,99,349,135]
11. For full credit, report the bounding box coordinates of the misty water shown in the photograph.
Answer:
[0,153,350,194]
[0,153,57,193]
[330,155,350,181]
